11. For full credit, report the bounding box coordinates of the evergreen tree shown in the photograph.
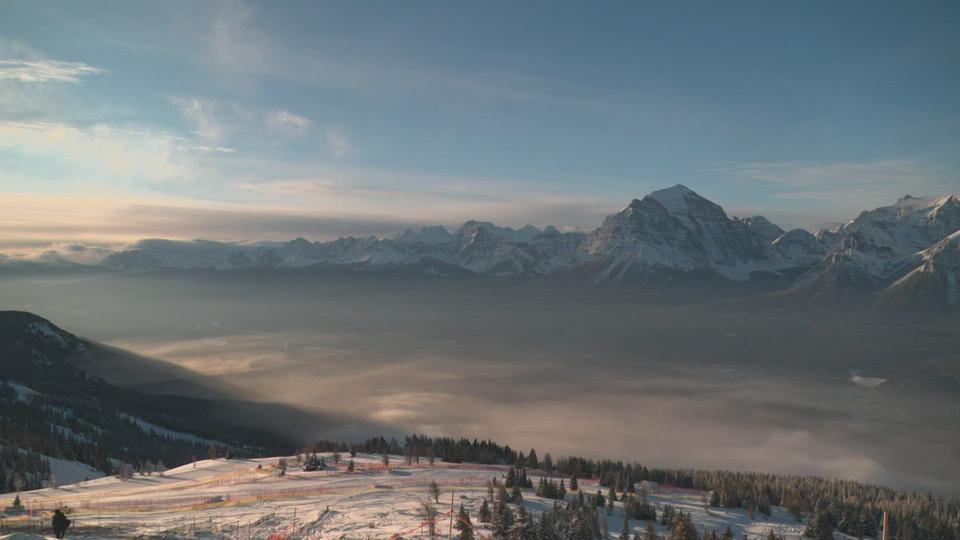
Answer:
[526,449,539,469]
[643,520,659,540]
[454,503,475,540]
[570,474,579,491]
[668,511,697,540]
[805,510,834,540]
[511,482,523,503]
[479,498,492,523]
[510,502,535,540]
[506,467,518,488]
[660,505,675,527]
[620,513,631,540]
[493,484,515,539]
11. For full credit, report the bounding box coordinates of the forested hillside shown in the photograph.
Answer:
[0,311,301,491]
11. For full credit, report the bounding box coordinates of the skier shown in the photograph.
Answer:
[52,508,71,539]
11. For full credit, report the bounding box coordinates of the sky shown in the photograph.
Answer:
[1,0,959,257]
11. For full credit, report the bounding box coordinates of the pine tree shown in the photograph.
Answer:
[506,467,517,488]
[526,449,538,469]
[620,513,631,540]
[607,485,616,515]
[492,502,514,540]
[668,512,697,540]
[660,505,675,527]
[644,520,659,540]
[493,490,515,540]
[347,459,355,472]
[479,498,492,523]
[511,482,523,503]
[570,474,579,491]
[454,503,475,540]
[510,502,535,540]
[805,510,834,540]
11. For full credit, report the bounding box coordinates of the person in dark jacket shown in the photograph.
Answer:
[52,509,71,539]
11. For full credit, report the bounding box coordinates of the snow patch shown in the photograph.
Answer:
[850,376,886,389]
[2,381,41,402]
[26,322,69,349]
[44,455,105,485]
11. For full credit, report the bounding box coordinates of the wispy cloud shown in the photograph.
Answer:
[725,160,940,190]
[0,121,198,185]
[202,1,606,110]
[0,59,104,83]
[230,172,614,230]
[168,96,250,143]
[704,159,955,211]
[265,109,311,135]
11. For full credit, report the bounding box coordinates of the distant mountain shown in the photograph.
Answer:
[797,194,960,308]
[8,185,960,309]
[873,230,960,310]
[92,185,814,283]
[0,311,329,491]
[576,185,813,284]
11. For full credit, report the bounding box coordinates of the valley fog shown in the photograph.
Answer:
[2,270,958,495]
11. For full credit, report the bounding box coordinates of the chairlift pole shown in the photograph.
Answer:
[449,490,455,540]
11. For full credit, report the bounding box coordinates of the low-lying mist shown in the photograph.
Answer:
[2,269,958,495]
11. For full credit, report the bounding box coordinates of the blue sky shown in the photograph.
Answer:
[1,1,959,254]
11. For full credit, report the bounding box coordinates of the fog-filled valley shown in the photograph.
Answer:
[3,269,957,496]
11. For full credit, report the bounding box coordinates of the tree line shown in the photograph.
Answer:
[309,434,959,540]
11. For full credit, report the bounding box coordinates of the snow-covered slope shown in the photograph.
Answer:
[0,455,814,540]
[875,230,960,309]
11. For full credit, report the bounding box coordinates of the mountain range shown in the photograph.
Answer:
[7,185,960,309]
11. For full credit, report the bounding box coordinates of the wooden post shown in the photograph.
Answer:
[882,510,889,540]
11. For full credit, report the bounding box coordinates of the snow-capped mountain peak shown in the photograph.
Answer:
[75,185,960,306]
[394,225,453,244]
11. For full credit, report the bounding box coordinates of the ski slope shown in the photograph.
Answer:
[0,454,818,539]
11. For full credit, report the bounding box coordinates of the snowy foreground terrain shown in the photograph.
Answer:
[0,454,836,540]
